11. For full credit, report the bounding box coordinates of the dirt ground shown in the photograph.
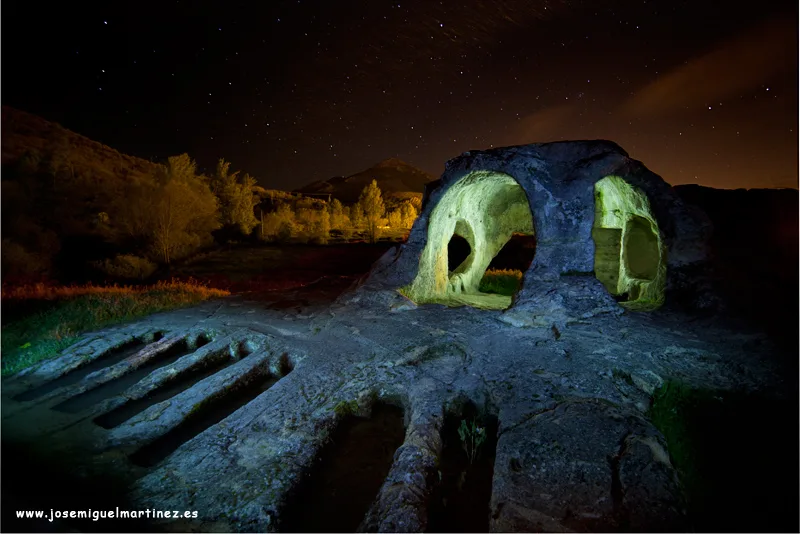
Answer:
[163,243,396,308]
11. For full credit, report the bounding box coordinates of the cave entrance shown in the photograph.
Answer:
[592,176,665,309]
[402,171,535,310]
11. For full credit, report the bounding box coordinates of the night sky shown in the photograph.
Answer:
[3,0,797,191]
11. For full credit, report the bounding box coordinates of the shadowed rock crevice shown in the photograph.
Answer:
[12,337,154,402]
[128,360,288,468]
[279,402,406,533]
[93,341,254,429]
[427,401,498,533]
[52,335,210,414]
[607,431,632,531]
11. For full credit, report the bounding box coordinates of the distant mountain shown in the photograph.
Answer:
[295,157,436,204]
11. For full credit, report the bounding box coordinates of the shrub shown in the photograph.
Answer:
[294,207,316,231]
[401,201,418,228]
[259,213,281,241]
[208,159,259,236]
[308,212,330,244]
[388,209,403,228]
[94,254,158,281]
[329,199,345,230]
[1,239,50,279]
[260,203,298,242]
[277,220,294,242]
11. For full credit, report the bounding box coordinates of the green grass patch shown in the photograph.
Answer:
[648,379,798,532]
[647,380,714,502]
[1,280,229,376]
[478,269,523,296]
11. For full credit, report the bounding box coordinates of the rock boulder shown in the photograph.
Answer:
[355,141,711,327]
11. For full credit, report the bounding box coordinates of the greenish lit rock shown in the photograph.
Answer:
[593,175,667,309]
[353,140,711,327]
[401,171,534,310]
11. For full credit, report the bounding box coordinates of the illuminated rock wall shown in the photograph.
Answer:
[357,140,711,325]
[402,171,534,309]
[592,176,667,309]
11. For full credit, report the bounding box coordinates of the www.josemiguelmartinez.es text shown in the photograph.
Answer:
[16,508,199,522]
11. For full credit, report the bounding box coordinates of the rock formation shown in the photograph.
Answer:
[356,140,711,327]
[3,141,795,533]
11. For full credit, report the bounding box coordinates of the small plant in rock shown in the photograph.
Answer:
[333,399,360,418]
[458,418,486,464]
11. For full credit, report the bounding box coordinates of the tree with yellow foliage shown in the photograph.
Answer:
[358,179,385,243]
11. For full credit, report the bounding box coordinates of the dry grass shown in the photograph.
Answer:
[1,279,229,375]
[1,279,228,301]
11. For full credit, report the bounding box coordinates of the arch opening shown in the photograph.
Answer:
[448,220,474,274]
[486,233,537,272]
[447,234,472,272]
[401,171,535,310]
[476,232,536,297]
[592,176,666,309]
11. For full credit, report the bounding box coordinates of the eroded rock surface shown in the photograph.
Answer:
[491,399,684,533]
[2,142,795,533]
[2,290,793,532]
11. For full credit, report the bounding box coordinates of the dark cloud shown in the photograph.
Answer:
[620,16,795,118]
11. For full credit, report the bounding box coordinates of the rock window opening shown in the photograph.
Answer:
[279,403,406,532]
[592,176,666,309]
[448,234,472,273]
[485,233,537,272]
[402,171,535,310]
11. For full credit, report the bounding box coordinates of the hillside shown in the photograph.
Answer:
[2,108,243,282]
[295,157,435,204]
[1,106,160,184]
